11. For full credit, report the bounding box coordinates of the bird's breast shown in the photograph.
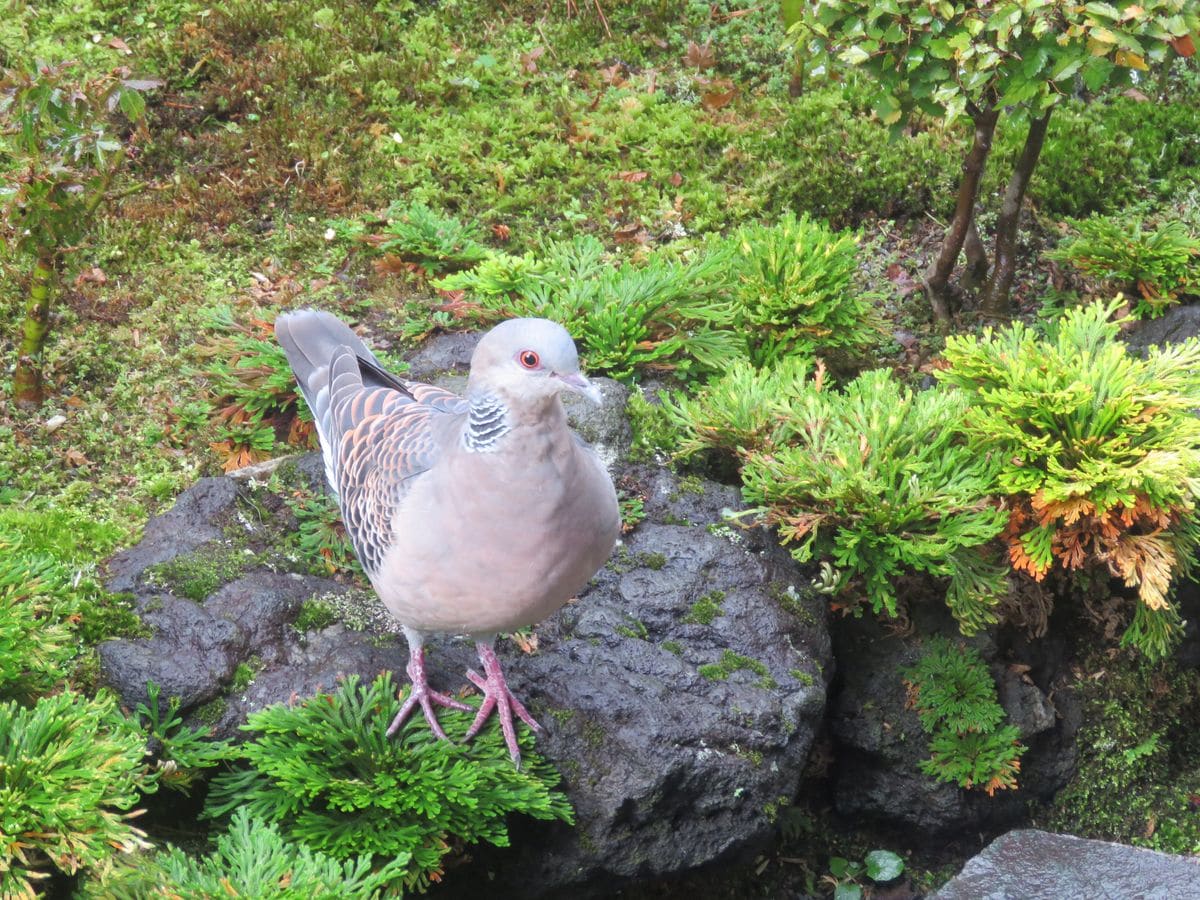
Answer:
[375,432,618,636]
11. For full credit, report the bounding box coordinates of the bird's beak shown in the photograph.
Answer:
[554,371,603,404]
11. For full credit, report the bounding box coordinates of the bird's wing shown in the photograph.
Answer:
[275,310,467,575]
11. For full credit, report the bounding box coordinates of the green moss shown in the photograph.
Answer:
[1042,654,1200,853]
[790,668,816,687]
[542,707,577,727]
[196,697,227,727]
[699,650,776,690]
[582,719,606,750]
[763,794,791,824]
[684,590,726,625]
[607,546,666,575]
[77,591,153,643]
[639,552,667,571]
[627,388,680,462]
[770,581,819,626]
[293,598,338,634]
[147,545,253,603]
[231,657,262,692]
[662,641,684,656]
[734,744,764,766]
[616,617,649,641]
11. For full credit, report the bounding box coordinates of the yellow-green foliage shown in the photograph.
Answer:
[204,673,572,892]
[724,212,876,367]
[83,808,410,899]
[675,364,1008,630]
[1049,217,1200,318]
[664,356,813,457]
[939,300,1200,658]
[0,691,151,895]
[0,550,76,701]
[434,234,740,380]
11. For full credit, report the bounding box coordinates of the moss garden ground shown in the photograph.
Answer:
[4,0,1200,897]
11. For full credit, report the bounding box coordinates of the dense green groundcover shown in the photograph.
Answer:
[3,0,1200,895]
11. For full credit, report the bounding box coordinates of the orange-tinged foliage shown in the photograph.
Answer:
[1006,492,1184,611]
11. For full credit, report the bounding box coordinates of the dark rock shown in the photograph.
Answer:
[100,406,830,896]
[104,477,240,592]
[932,829,1200,900]
[1173,577,1200,669]
[405,330,480,379]
[828,605,1076,837]
[99,593,246,713]
[439,470,830,897]
[1122,304,1200,356]
[995,667,1056,738]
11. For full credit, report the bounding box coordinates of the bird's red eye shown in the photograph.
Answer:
[518,350,540,369]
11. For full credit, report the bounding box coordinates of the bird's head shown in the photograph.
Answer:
[468,318,602,405]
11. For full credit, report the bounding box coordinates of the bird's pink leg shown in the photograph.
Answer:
[464,641,542,766]
[387,643,471,740]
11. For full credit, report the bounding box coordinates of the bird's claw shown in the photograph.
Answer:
[463,642,542,767]
[386,648,471,740]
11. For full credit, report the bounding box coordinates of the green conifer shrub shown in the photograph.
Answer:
[669,362,1007,629]
[0,692,151,895]
[85,809,409,899]
[135,681,232,796]
[0,549,75,701]
[903,637,1025,795]
[938,300,1200,659]
[723,213,877,368]
[436,235,739,380]
[1048,217,1200,318]
[375,201,490,276]
[204,673,573,892]
[663,355,814,458]
[191,309,316,472]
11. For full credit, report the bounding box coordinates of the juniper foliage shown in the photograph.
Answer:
[204,673,572,892]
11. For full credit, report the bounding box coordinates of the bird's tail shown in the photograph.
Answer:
[275,310,377,493]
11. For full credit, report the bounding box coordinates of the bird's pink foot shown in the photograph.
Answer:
[464,641,542,766]
[387,646,471,740]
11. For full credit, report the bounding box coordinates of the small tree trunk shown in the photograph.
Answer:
[960,215,990,290]
[979,110,1052,318]
[924,106,1000,328]
[12,250,59,408]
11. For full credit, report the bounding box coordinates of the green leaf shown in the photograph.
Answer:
[874,93,903,125]
[835,885,864,900]
[1081,55,1115,91]
[1051,56,1084,81]
[1084,2,1121,21]
[839,45,871,65]
[117,88,146,121]
[781,0,805,29]
[865,849,906,882]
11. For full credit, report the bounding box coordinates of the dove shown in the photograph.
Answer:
[275,311,619,765]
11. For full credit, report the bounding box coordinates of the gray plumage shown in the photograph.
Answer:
[275,310,620,763]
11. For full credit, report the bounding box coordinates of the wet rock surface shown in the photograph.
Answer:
[1122,303,1200,357]
[99,377,832,896]
[828,604,1079,836]
[932,829,1200,900]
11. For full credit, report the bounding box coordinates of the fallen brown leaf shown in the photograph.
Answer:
[701,86,737,111]
[684,40,717,70]
[615,170,649,182]
[520,46,545,74]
